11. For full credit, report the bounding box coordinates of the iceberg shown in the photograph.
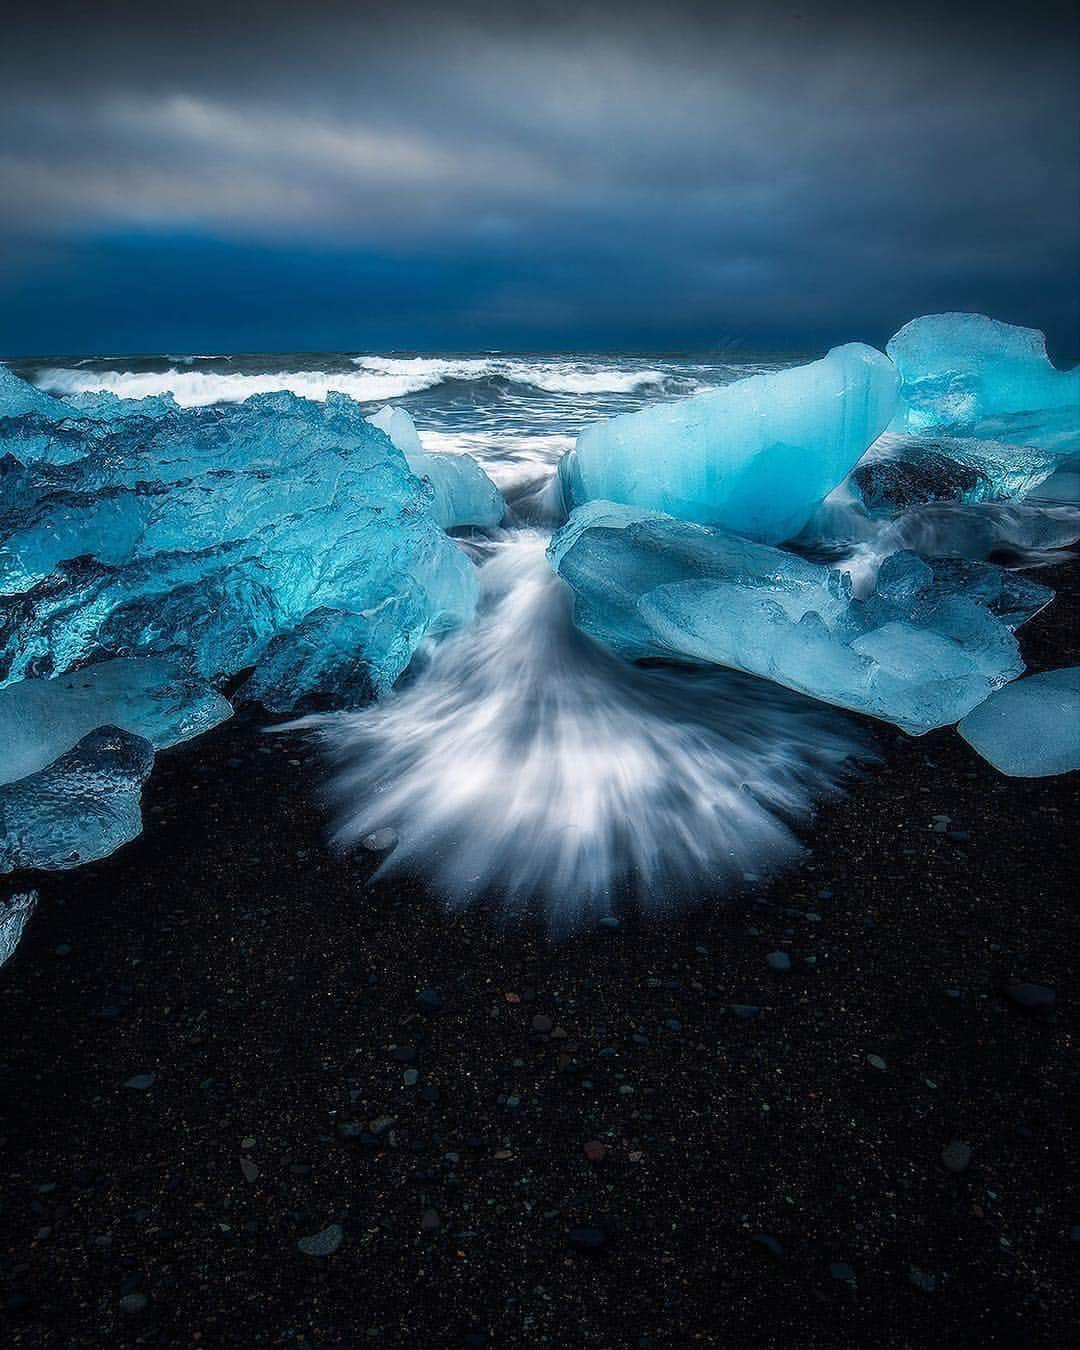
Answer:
[549,503,1025,734]
[368,405,504,530]
[0,657,232,786]
[0,890,36,966]
[887,313,1080,457]
[0,727,153,873]
[558,345,899,543]
[958,668,1080,777]
[0,375,478,703]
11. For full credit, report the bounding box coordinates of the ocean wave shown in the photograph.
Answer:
[33,356,713,409]
[352,354,674,395]
[33,367,442,408]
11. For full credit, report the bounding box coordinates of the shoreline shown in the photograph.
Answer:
[1,558,1077,1348]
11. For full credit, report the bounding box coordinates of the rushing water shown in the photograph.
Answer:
[23,350,873,919]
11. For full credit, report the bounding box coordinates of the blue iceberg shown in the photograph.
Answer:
[887,313,1080,459]
[0,376,478,702]
[558,345,898,543]
[958,668,1080,777]
[549,503,1025,734]
[0,727,154,873]
[0,657,232,787]
[367,406,505,530]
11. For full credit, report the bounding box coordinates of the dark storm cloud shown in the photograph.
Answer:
[1,1,1077,354]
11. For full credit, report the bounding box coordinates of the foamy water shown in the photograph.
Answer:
[295,532,868,925]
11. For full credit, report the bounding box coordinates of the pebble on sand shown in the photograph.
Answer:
[941,1139,972,1173]
[360,829,398,852]
[297,1224,344,1257]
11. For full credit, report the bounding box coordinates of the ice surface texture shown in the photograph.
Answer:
[0,727,154,873]
[0,382,480,703]
[958,668,1080,777]
[0,370,492,871]
[0,658,232,786]
[887,313,1080,459]
[549,504,1025,735]
[558,344,899,543]
[0,890,36,966]
[367,406,504,530]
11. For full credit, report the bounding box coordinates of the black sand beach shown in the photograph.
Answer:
[2,559,1077,1349]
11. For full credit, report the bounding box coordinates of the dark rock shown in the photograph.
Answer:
[568,1226,609,1251]
[1003,980,1056,1016]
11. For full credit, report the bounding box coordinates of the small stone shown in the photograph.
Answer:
[297,1223,344,1256]
[416,989,444,1015]
[360,829,397,852]
[866,1055,887,1072]
[420,1208,441,1232]
[403,1068,419,1087]
[368,1115,396,1136]
[567,1226,608,1251]
[909,1267,937,1294]
[731,1004,760,1020]
[583,1140,608,1163]
[830,1262,856,1282]
[239,1157,259,1183]
[941,1139,972,1173]
[531,1014,554,1034]
[751,1233,784,1260]
[766,951,791,972]
[598,916,620,929]
[1003,980,1056,1016]
[119,1293,148,1314]
[54,943,72,957]
[241,1136,256,1150]
[124,1073,156,1091]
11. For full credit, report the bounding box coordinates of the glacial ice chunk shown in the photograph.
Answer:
[0,376,479,707]
[958,668,1080,777]
[0,890,36,966]
[0,658,232,786]
[239,600,423,710]
[887,314,1080,457]
[558,345,899,543]
[549,504,1024,734]
[368,406,504,530]
[0,727,154,873]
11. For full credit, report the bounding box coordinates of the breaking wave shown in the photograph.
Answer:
[352,355,676,396]
[33,356,688,408]
[296,532,868,927]
[33,366,442,407]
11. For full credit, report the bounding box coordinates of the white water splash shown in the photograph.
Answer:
[296,532,868,927]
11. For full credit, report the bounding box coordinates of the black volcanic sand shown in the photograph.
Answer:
[1,561,1078,1350]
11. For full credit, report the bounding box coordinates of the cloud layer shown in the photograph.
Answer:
[2,1,1077,354]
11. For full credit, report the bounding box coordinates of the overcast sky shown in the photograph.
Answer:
[1,0,1077,356]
